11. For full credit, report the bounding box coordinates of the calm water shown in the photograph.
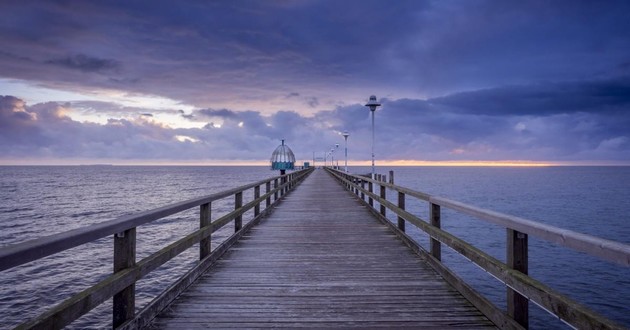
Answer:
[1,166,629,329]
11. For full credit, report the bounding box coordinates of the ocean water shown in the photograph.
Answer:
[1,166,629,329]
[352,166,630,329]
[0,166,274,329]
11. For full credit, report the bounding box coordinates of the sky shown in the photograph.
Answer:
[1,1,630,166]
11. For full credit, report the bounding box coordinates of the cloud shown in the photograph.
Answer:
[45,54,119,73]
[1,88,630,164]
[1,1,630,164]
[3,1,629,114]
[430,77,630,116]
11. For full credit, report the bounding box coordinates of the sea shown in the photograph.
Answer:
[0,166,628,329]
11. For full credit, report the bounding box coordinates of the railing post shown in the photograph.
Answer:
[200,202,211,259]
[380,183,386,216]
[266,181,271,207]
[360,180,365,200]
[254,185,260,216]
[368,181,373,207]
[430,203,441,260]
[398,192,405,232]
[389,170,394,184]
[281,175,286,196]
[508,229,529,328]
[113,228,136,328]
[274,178,278,201]
[235,191,243,232]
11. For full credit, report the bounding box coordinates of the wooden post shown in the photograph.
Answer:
[200,202,211,260]
[398,192,405,232]
[360,180,365,200]
[274,178,278,201]
[113,228,136,328]
[430,203,441,260]
[368,181,373,207]
[508,229,529,328]
[380,184,386,216]
[389,170,394,184]
[235,191,243,232]
[266,181,271,207]
[254,185,260,216]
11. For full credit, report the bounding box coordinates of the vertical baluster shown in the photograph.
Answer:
[380,183,386,216]
[274,178,278,201]
[254,186,260,216]
[113,228,136,328]
[430,203,441,260]
[360,180,365,200]
[368,181,373,207]
[398,192,405,232]
[235,192,243,232]
[266,181,271,207]
[508,229,529,328]
[200,202,211,259]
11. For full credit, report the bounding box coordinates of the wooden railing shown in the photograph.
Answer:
[0,168,313,329]
[326,168,629,330]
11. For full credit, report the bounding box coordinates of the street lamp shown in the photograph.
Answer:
[365,95,381,178]
[342,131,349,172]
[330,148,335,169]
[335,143,339,169]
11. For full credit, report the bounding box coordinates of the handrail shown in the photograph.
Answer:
[0,172,291,271]
[330,168,630,267]
[325,167,628,330]
[0,167,314,329]
[430,196,630,266]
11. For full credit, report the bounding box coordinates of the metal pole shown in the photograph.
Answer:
[344,136,348,172]
[371,110,375,178]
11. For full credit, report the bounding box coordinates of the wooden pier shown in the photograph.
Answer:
[1,167,629,329]
[149,169,494,328]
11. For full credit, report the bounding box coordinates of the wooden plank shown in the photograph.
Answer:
[149,169,495,329]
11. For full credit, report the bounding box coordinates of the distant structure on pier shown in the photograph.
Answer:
[270,139,295,172]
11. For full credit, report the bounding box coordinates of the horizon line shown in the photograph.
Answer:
[1,159,629,167]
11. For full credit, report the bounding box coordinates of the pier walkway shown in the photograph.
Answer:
[149,169,495,328]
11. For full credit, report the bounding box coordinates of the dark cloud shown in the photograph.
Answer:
[430,77,630,116]
[3,1,629,110]
[195,109,240,120]
[45,54,119,73]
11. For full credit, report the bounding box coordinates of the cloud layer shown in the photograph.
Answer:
[3,75,629,163]
[1,1,629,164]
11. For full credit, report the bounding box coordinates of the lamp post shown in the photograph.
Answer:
[342,131,349,172]
[365,95,381,179]
[331,148,336,169]
[335,143,339,169]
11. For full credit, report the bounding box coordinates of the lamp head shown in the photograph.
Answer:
[342,131,349,138]
[365,95,381,112]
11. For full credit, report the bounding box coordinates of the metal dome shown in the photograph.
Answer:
[270,139,295,170]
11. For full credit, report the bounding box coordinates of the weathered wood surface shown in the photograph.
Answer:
[148,169,495,329]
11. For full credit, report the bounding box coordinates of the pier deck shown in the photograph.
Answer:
[149,169,495,328]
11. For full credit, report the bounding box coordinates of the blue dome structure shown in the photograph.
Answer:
[270,139,295,171]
